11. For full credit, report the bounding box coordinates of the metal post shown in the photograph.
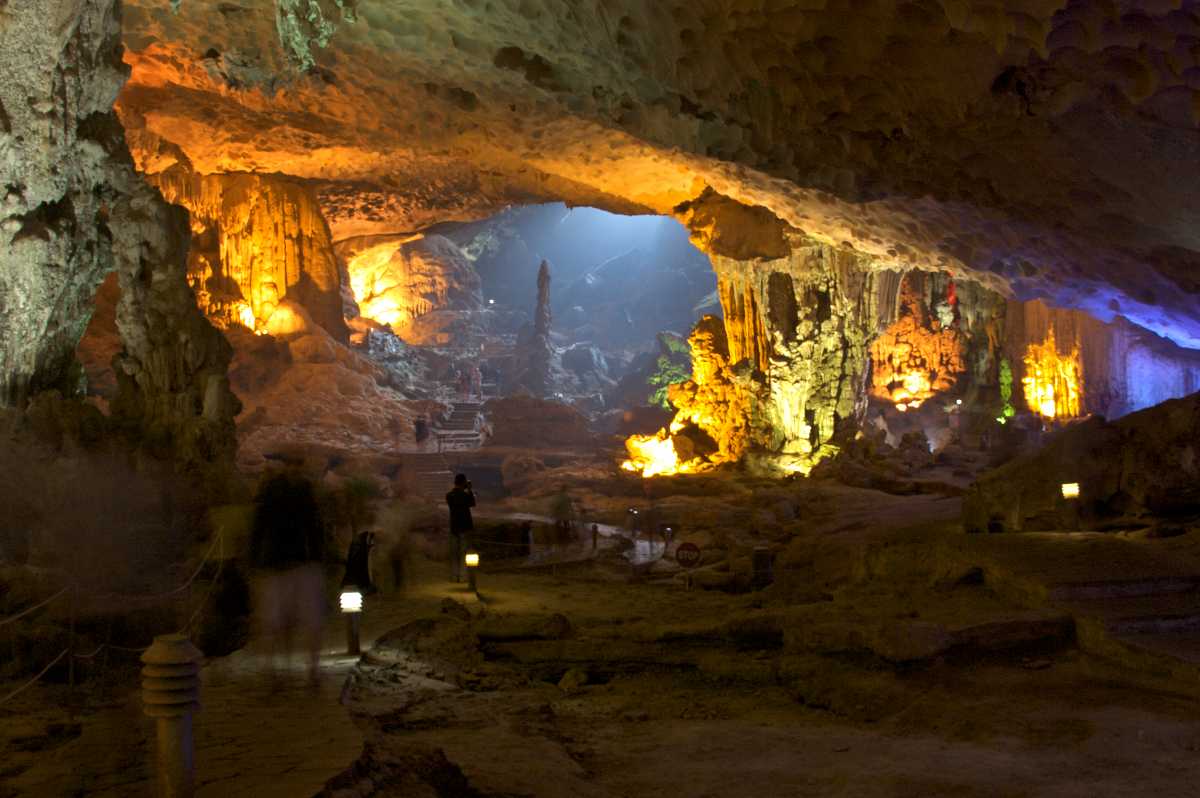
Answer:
[467,566,477,593]
[346,613,361,656]
[141,634,202,798]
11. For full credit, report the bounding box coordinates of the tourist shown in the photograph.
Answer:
[342,530,376,595]
[471,363,483,399]
[249,470,326,685]
[445,473,476,582]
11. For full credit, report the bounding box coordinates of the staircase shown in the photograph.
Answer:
[400,452,454,499]
[435,401,485,451]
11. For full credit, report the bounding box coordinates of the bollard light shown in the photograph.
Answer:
[339,589,363,613]
[1061,482,1080,500]
[340,589,363,656]
[465,549,480,592]
[142,634,201,798]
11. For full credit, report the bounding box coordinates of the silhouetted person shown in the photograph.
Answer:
[446,474,475,581]
[414,414,429,450]
[343,531,376,595]
[250,471,326,685]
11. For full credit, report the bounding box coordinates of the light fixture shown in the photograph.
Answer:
[339,589,363,655]
[339,590,363,613]
[488,298,495,305]
[1061,482,1080,499]
[464,549,480,592]
[956,399,963,406]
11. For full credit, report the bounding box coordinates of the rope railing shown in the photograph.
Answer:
[0,527,226,704]
[0,649,69,707]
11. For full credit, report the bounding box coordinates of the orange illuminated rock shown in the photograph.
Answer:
[337,234,482,344]
[622,315,752,477]
[1021,330,1082,420]
[145,168,347,341]
[869,278,966,410]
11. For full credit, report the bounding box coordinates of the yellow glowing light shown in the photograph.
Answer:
[1023,331,1081,419]
[622,431,686,478]
[464,552,480,568]
[1061,482,1080,499]
[345,235,425,328]
[339,590,363,613]
[237,302,256,330]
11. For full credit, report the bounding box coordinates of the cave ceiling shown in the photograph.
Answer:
[117,0,1200,347]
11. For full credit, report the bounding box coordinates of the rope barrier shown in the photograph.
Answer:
[180,528,225,635]
[91,530,223,604]
[1,530,225,700]
[0,649,68,707]
[0,586,70,628]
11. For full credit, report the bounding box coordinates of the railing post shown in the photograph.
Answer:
[141,634,202,798]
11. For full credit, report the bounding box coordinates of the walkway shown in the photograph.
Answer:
[473,511,668,568]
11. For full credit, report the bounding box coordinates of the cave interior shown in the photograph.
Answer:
[4,1,1200,795]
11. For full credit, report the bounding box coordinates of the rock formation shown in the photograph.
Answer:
[869,276,967,411]
[117,0,1200,351]
[336,233,483,345]
[964,393,1200,534]
[512,260,555,396]
[140,162,348,342]
[1,0,237,465]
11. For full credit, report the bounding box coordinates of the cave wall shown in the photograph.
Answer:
[336,233,483,345]
[1005,298,1200,421]
[0,0,237,464]
[0,0,128,405]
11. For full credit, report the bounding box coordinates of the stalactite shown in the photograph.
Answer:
[148,167,347,342]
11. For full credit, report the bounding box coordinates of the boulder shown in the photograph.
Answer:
[964,392,1200,533]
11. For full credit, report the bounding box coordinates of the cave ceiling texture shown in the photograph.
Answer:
[117,0,1200,347]
[4,0,1200,467]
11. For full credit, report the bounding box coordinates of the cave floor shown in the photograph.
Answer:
[328,503,1200,798]
[7,482,1200,797]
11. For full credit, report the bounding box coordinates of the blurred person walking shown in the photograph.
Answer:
[445,474,476,582]
[250,470,327,685]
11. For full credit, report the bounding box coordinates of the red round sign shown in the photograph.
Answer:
[675,542,702,569]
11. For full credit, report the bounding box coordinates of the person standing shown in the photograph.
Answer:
[250,470,327,685]
[445,474,476,582]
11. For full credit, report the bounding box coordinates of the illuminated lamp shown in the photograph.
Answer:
[1061,483,1080,500]
[339,589,363,656]
[339,590,363,613]
[464,548,480,592]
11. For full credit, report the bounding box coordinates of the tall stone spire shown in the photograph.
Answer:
[534,260,552,338]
